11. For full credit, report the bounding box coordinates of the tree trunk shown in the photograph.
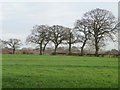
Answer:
[43,43,47,55]
[95,46,99,57]
[13,48,15,54]
[54,45,58,55]
[39,43,42,55]
[95,39,99,57]
[80,40,87,56]
[68,32,72,55]
[68,43,71,55]
[81,47,84,56]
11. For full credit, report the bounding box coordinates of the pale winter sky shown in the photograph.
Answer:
[0,1,118,50]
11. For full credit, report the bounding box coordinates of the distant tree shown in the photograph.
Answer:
[83,8,117,56]
[26,25,50,55]
[65,28,79,55]
[49,25,67,54]
[6,38,22,54]
[85,39,95,54]
[72,46,79,51]
[0,39,8,49]
[74,19,91,56]
[86,39,106,54]
[110,49,118,55]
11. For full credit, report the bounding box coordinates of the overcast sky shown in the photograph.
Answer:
[1,1,118,50]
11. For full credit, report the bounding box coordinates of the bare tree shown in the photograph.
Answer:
[42,31,51,54]
[83,8,117,56]
[26,25,50,55]
[49,25,67,54]
[65,28,79,55]
[74,19,91,56]
[6,38,22,54]
[0,39,8,49]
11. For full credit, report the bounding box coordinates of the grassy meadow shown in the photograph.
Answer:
[2,54,118,88]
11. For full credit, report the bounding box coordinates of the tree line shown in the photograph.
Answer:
[0,8,119,56]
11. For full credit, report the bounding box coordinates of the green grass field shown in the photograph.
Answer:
[2,54,118,88]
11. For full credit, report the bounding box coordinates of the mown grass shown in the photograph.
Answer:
[2,54,118,88]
